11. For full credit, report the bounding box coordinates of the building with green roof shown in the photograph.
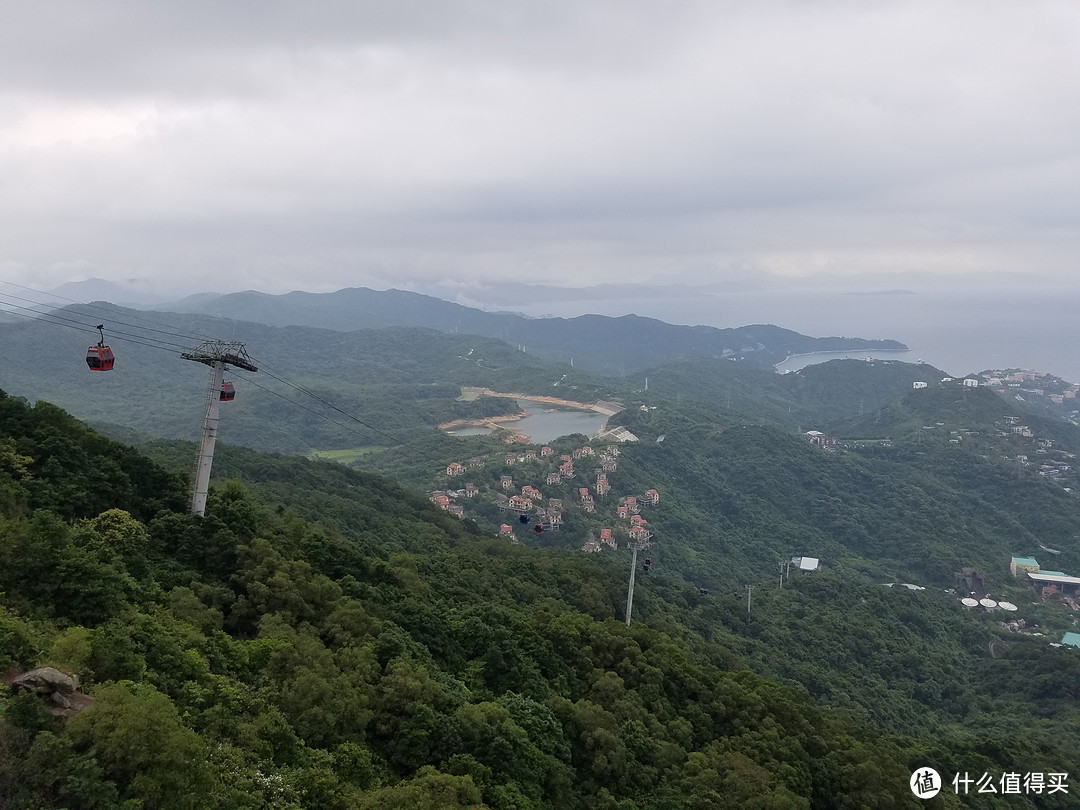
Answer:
[1010,556,1040,577]
[1061,632,1080,649]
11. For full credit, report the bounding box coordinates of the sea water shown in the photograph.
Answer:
[511,284,1080,383]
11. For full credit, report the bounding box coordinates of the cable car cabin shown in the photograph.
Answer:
[220,382,236,402]
[85,344,115,371]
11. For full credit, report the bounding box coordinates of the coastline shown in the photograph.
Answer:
[774,348,914,373]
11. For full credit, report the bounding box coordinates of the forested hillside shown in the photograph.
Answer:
[0,390,960,809]
[5,323,1080,808]
[163,286,907,374]
[0,308,617,453]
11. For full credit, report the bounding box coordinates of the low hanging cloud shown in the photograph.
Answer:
[2,0,1079,294]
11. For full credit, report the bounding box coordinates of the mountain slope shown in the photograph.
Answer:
[0,390,955,809]
[164,286,908,374]
[0,307,618,453]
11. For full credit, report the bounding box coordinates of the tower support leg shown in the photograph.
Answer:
[625,545,639,626]
[190,361,224,516]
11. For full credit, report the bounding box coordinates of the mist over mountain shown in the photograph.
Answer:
[45,277,180,307]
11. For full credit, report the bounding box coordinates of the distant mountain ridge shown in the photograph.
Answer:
[163,286,907,374]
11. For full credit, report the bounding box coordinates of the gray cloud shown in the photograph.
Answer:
[2,0,1079,294]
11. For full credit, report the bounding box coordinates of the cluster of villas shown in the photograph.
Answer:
[995,417,1077,484]
[579,491,660,553]
[987,369,1080,407]
[431,442,661,547]
[445,444,603,481]
[912,368,1080,411]
[912,377,981,390]
[803,430,838,449]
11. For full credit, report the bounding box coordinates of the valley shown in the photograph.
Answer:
[0,289,1078,808]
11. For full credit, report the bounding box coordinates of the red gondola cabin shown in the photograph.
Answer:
[220,382,235,401]
[85,344,115,371]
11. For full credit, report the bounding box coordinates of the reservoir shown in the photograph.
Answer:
[448,399,609,444]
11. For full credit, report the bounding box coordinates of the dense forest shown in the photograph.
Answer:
[0,309,620,453]
[4,305,1080,807]
[0,306,910,456]
[4,386,1080,808]
[9,387,1063,809]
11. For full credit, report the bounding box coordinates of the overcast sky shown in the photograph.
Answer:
[2,0,1079,298]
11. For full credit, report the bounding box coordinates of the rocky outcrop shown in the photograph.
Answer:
[11,666,94,718]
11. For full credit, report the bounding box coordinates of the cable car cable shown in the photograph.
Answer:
[3,292,455,455]
[253,365,394,439]
[0,302,171,351]
[3,296,455,463]
[241,375,382,443]
[0,280,214,343]
[3,287,490,459]
[0,304,215,362]
[0,294,193,352]
[0,289,218,353]
[251,363,438,459]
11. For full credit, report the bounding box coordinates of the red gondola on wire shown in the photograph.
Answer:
[85,325,114,371]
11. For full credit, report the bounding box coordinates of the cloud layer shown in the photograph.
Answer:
[3,0,1079,294]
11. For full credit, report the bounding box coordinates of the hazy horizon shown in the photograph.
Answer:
[8,275,1079,383]
[2,1,1079,296]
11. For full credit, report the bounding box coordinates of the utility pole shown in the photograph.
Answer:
[181,341,257,517]
[779,560,785,588]
[746,584,753,615]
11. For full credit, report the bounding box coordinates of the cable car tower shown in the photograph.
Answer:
[624,530,653,626]
[181,340,258,517]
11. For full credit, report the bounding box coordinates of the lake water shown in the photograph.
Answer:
[510,284,1080,383]
[448,399,609,444]
[513,399,610,443]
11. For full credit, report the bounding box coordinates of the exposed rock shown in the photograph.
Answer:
[13,666,79,695]
[11,666,94,718]
[49,690,95,717]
